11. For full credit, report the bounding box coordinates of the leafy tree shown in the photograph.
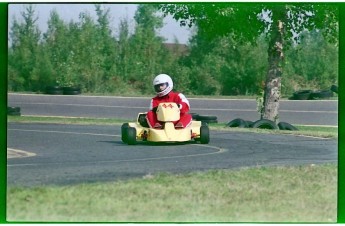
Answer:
[43,9,70,86]
[158,3,338,121]
[283,29,338,94]
[94,4,119,93]
[125,4,170,94]
[117,17,131,82]
[8,5,41,91]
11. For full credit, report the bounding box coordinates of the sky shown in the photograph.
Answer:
[8,3,193,44]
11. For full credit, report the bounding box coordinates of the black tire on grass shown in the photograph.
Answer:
[310,90,333,99]
[278,122,298,131]
[246,121,254,128]
[63,87,81,95]
[252,119,278,130]
[292,90,312,100]
[46,86,63,95]
[226,118,248,128]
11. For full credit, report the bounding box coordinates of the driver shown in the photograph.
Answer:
[146,74,192,129]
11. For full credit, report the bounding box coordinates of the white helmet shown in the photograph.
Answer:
[152,74,173,97]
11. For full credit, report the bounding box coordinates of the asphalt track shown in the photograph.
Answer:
[8,93,338,126]
[7,122,337,187]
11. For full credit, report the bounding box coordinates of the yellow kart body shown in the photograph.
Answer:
[121,102,209,145]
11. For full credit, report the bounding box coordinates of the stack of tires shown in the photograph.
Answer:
[45,86,63,95]
[290,85,337,100]
[7,107,21,116]
[225,118,298,131]
[45,86,81,95]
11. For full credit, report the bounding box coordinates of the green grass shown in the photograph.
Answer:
[7,115,129,125]
[209,122,338,139]
[7,116,338,222]
[7,164,337,222]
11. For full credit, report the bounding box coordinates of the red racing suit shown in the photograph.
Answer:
[146,91,192,128]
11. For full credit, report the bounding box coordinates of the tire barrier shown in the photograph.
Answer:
[277,122,298,131]
[45,86,81,95]
[226,118,248,128]
[226,118,297,131]
[292,90,312,100]
[309,90,333,100]
[290,87,336,100]
[45,86,63,95]
[252,119,279,130]
[246,121,254,128]
[63,86,81,95]
[7,106,21,116]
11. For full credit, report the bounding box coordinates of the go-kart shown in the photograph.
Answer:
[121,102,210,145]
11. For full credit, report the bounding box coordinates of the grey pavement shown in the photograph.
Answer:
[7,123,337,187]
[8,93,338,126]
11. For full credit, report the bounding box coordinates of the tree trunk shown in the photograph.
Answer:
[262,11,285,122]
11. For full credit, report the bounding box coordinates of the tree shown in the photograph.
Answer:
[43,9,70,86]
[125,4,169,94]
[283,29,338,93]
[8,5,41,91]
[158,3,338,121]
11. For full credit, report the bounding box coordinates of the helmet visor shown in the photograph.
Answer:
[154,82,168,92]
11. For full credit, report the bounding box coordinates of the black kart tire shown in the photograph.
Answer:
[226,118,248,128]
[252,119,278,130]
[127,127,137,145]
[121,123,129,144]
[278,122,298,131]
[200,125,210,144]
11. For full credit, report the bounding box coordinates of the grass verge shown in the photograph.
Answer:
[7,164,337,222]
[7,115,337,139]
[7,115,128,126]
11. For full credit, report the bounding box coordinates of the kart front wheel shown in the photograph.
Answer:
[121,123,129,144]
[200,125,210,144]
[127,127,137,145]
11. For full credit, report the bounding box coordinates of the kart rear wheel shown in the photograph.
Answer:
[200,125,210,144]
[127,127,137,145]
[121,123,129,143]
